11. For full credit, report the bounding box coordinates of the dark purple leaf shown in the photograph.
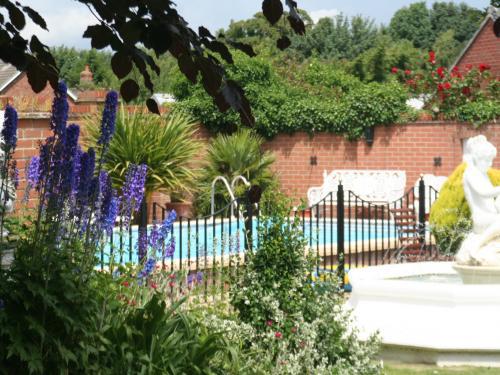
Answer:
[227,41,256,57]
[199,26,214,39]
[207,41,233,64]
[6,2,25,30]
[213,92,230,112]
[83,24,112,49]
[277,36,291,50]
[111,51,133,79]
[21,5,47,30]
[287,14,305,35]
[120,79,139,102]
[146,98,160,114]
[26,61,46,93]
[262,0,283,25]
[177,53,198,83]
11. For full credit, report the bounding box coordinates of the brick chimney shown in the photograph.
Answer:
[80,64,93,85]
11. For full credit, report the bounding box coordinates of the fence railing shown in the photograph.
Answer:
[102,177,440,296]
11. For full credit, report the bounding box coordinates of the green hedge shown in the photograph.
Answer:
[173,52,408,139]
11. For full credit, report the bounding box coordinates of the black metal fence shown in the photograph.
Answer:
[103,178,440,295]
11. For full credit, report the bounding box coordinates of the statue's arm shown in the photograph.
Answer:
[465,171,500,198]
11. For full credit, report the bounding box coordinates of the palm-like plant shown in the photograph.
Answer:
[85,107,201,199]
[195,128,275,215]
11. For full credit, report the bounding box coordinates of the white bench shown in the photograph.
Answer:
[307,169,407,207]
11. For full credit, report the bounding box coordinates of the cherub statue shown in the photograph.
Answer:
[455,135,500,266]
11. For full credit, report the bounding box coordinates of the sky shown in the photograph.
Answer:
[19,0,492,49]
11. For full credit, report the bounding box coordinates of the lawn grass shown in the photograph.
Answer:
[383,362,499,374]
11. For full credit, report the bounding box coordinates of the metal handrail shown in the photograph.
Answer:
[211,175,250,218]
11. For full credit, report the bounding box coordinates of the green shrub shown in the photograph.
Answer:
[429,163,500,254]
[85,107,201,197]
[455,99,500,127]
[229,210,380,374]
[175,51,408,140]
[0,242,103,374]
[194,128,276,215]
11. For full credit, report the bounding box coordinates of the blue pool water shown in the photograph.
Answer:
[103,218,396,265]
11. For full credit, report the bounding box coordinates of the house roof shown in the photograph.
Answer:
[0,62,22,93]
[0,60,78,101]
[451,6,499,69]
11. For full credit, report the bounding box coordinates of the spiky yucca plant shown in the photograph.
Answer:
[195,128,275,215]
[85,107,201,198]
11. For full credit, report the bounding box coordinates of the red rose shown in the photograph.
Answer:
[266,320,273,327]
[150,282,158,289]
[168,273,176,279]
[452,66,459,73]
[465,64,473,70]
[428,51,436,64]
[436,67,445,78]
[168,281,175,288]
[275,331,282,339]
[391,67,398,74]
[443,82,451,90]
[404,69,411,75]
[121,281,130,287]
[406,79,415,86]
[462,87,471,95]
[479,63,491,73]
[437,83,444,92]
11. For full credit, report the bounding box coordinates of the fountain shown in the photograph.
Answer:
[347,135,500,367]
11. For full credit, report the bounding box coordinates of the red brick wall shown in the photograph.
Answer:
[263,122,500,200]
[455,18,500,78]
[12,115,500,208]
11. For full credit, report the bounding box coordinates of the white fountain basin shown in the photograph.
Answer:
[347,262,500,367]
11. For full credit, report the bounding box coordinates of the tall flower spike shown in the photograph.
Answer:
[98,91,118,147]
[2,104,18,151]
[50,81,69,138]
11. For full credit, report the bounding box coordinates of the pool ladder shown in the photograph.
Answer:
[210,175,250,217]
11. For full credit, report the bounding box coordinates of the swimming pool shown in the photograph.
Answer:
[103,218,397,265]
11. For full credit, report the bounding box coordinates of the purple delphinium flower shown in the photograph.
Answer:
[64,124,80,157]
[148,224,161,253]
[121,164,147,227]
[122,164,147,209]
[137,257,156,279]
[26,156,41,186]
[164,237,175,258]
[76,149,95,204]
[101,194,119,236]
[159,210,176,239]
[137,227,148,261]
[99,173,119,236]
[187,273,194,285]
[2,104,18,151]
[98,91,118,147]
[196,271,203,283]
[50,81,69,138]
[60,124,80,194]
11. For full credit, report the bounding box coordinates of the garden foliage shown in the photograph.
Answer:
[430,163,500,254]
[85,107,201,198]
[174,51,408,139]
[0,84,232,374]
[226,206,380,374]
[393,51,499,126]
[195,128,276,215]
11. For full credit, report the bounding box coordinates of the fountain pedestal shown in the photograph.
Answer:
[453,264,500,284]
[347,262,500,367]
